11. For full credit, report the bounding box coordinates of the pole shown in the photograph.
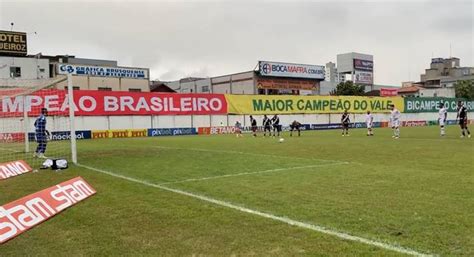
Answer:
[67,74,77,164]
[23,96,29,153]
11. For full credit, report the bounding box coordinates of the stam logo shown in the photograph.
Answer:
[0,177,96,244]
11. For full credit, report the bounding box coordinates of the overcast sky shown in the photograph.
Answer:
[1,0,472,85]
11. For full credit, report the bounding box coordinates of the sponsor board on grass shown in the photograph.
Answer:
[147,128,197,137]
[225,95,404,114]
[402,120,428,127]
[0,177,96,244]
[0,132,24,143]
[0,160,32,180]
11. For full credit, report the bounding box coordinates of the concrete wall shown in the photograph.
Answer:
[0,56,49,80]
[2,112,454,134]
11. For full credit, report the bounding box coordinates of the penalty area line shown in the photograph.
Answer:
[152,145,351,164]
[159,162,349,185]
[77,163,433,257]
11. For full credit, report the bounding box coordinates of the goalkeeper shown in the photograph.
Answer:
[34,108,50,158]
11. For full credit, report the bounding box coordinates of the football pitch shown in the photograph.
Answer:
[1,126,473,256]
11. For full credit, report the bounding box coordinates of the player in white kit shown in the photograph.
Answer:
[366,110,374,136]
[389,104,401,139]
[438,102,448,136]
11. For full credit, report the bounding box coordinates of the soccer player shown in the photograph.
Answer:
[250,115,257,137]
[366,110,374,136]
[290,120,302,137]
[234,121,243,137]
[341,110,350,136]
[271,114,281,137]
[263,115,272,137]
[438,102,447,136]
[34,108,50,158]
[456,101,471,138]
[389,104,401,139]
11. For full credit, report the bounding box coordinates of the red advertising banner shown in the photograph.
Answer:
[0,177,96,244]
[0,90,228,117]
[0,132,25,143]
[0,160,32,180]
[198,126,238,135]
[380,88,399,97]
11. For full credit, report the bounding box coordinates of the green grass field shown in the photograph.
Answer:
[1,126,473,256]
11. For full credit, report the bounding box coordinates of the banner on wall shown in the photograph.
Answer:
[92,129,147,139]
[57,64,148,79]
[354,71,373,85]
[258,61,325,79]
[148,128,196,137]
[380,88,399,96]
[225,95,404,114]
[404,98,474,113]
[0,90,228,117]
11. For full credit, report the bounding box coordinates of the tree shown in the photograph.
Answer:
[329,81,365,96]
[454,80,474,100]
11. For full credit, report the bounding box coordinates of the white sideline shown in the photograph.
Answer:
[153,145,348,164]
[77,163,433,257]
[159,162,348,185]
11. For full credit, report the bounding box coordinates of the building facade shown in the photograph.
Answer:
[420,57,474,88]
[166,61,326,95]
[336,52,374,90]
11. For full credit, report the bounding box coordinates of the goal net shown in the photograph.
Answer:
[0,75,77,168]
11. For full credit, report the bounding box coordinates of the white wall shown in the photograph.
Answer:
[2,112,464,134]
[0,56,49,80]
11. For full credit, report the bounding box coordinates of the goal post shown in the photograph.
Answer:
[0,75,77,167]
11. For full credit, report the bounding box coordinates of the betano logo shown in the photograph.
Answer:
[0,177,96,244]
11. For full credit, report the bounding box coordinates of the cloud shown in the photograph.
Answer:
[0,0,472,85]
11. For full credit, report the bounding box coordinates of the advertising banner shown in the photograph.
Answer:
[1,90,228,117]
[27,131,92,141]
[92,129,147,139]
[353,59,373,71]
[256,78,317,90]
[147,128,196,137]
[0,132,24,143]
[258,61,325,80]
[0,30,27,56]
[57,64,148,79]
[0,160,33,180]
[0,177,96,244]
[402,120,428,127]
[225,95,404,114]
[380,88,399,97]
[404,98,474,113]
[354,71,373,85]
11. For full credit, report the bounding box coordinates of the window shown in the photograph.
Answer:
[10,67,21,78]
[129,88,142,92]
[39,68,45,72]
[98,87,112,91]
[201,86,209,92]
[64,86,80,90]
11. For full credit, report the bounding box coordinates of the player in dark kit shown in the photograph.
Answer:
[250,115,258,137]
[263,115,272,137]
[34,108,50,158]
[290,120,302,137]
[271,114,281,137]
[341,110,350,136]
[456,101,471,138]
